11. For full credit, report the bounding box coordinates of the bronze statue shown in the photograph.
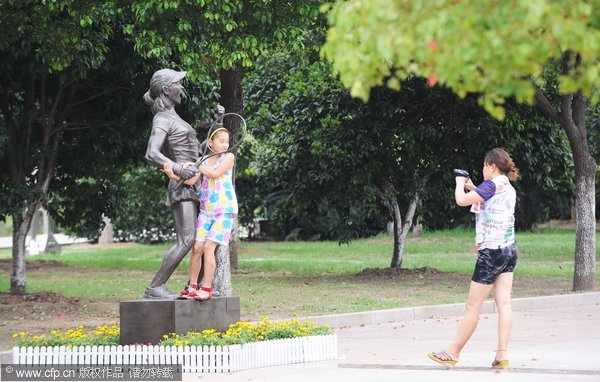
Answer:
[142,68,222,299]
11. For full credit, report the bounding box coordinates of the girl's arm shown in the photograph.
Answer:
[455,177,484,206]
[199,153,235,178]
[184,169,202,185]
[162,161,180,181]
[163,162,200,185]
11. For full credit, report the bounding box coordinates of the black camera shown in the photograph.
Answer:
[452,169,470,177]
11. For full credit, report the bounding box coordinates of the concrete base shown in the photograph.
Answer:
[119,297,240,345]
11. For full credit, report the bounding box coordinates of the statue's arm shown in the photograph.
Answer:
[145,126,170,168]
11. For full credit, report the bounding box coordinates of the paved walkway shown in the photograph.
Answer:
[186,302,600,382]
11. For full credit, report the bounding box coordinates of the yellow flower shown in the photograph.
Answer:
[12,333,18,338]
[163,335,168,339]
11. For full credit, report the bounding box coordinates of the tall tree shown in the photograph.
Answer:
[0,0,150,294]
[322,0,598,290]
[127,0,327,275]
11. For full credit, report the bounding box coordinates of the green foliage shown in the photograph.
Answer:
[322,0,599,120]
[0,0,120,73]
[245,45,576,240]
[0,0,150,226]
[0,0,117,215]
[49,166,178,243]
[126,0,326,79]
[245,52,387,241]
[111,166,176,243]
[0,0,223,241]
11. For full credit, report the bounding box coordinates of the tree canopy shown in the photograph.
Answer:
[322,0,598,290]
[244,45,575,258]
[322,0,599,120]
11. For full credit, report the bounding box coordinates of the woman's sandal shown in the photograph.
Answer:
[194,286,212,301]
[492,348,509,368]
[427,351,458,367]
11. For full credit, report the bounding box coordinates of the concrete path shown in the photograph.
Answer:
[185,301,600,382]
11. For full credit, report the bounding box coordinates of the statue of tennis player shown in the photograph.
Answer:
[142,68,223,299]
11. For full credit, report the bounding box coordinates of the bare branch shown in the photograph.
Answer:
[572,90,587,135]
[66,88,122,110]
[559,51,577,127]
[530,79,561,124]
[571,52,587,133]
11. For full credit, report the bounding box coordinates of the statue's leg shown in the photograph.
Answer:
[144,200,197,299]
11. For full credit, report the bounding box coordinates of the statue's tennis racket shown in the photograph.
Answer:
[174,112,247,189]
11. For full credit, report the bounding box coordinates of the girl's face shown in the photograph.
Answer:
[210,132,230,153]
[482,161,496,180]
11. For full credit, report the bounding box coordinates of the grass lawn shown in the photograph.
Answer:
[17,227,592,277]
[1,228,597,301]
[0,228,598,351]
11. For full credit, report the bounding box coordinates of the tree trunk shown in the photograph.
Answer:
[212,244,232,297]
[390,192,420,268]
[11,201,40,294]
[533,54,596,291]
[572,153,596,290]
[219,60,244,284]
[229,219,239,271]
[389,196,402,268]
[220,61,244,146]
[98,215,114,244]
[569,91,596,291]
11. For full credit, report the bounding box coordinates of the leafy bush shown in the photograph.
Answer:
[160,317,332,346]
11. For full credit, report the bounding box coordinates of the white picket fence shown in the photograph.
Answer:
[12,334,337,373]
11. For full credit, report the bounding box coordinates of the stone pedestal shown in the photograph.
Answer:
[119,297,240,345]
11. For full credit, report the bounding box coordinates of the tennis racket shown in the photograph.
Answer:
[174,112,247,189]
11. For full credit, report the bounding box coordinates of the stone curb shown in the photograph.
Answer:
[301,291,600,328]
[2,291,599,365]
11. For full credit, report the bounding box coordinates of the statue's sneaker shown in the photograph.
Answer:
[143,284,178,300]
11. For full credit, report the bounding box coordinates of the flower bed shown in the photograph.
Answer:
[12,318,338,373]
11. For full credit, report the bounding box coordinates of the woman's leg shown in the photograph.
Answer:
[493,272,514,361]
[148,200,198,290]
[197,240,217,299]
[446,281,494,359]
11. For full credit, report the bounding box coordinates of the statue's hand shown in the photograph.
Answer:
[173,163,198,180]
[214,104,225,119]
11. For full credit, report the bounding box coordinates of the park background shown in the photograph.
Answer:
[0,0,598,352]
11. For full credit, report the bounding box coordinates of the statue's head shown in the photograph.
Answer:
[143,69,187,115]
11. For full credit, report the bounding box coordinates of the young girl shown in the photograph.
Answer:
[164,127,238,301]
[428,148,518,369]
